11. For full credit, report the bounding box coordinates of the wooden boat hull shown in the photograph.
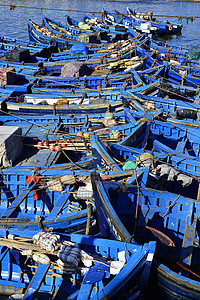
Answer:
[91,176,200,300]
[0,168,96,231]
[0,228,156,299]
[150,261,200,300]
[5,99,123,115]
[28,19,67,48]
[126,8,182,36]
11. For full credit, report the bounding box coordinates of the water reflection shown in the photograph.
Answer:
[0,0,199,47]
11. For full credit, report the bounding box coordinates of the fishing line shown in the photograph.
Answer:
[0,4,198,20]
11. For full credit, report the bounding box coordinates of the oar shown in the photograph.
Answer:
[0,237,59,255]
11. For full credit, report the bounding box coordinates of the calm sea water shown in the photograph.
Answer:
[0,0,199,48]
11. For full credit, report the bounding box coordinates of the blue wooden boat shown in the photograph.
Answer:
[143,42,200,69]
[0,125,62,169]
[28,19,75,48]
[126,7,182,36]
[0,168,95,232]
[42,15,83,37]
[91,135,199,199]
[0,111,125,127]
[47,38,143,66]
[102,9,159,37]
[65,14,129,37]
[118,119,200,160]
[91,174,200,299]
[0,111,131,170]
[0,61,41,86]
[0,115,100,171]
[157,80,198,102]
[150,39,189,58]
[66,14,107,32]
[43,15,117,45]
[30,84,121,95]
[137,63,200,89]
[121,85,200,123]
[124,96,200,129]
[131,66,199,94]
[29,18,121,49]
[47,48,104,63]
[97,118,200,167]
[133,44,200,73]
[2,81,130,114]
[0,110,126,143]
[102,8,182,37]
[3,93,123,115]
[0,36,56,61]
[0,227,156,299]
[84,14,128,34]
[28,19,107,48]
[101,9,126,27]
[0,167,96,231]
[103,136,200,178]
[32,72,133,90]
[0,34,57,51]
[46,41,108,63]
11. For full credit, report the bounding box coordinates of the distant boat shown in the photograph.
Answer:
[28,18,75,48]
[102,8,182,37]
[27,19,102,48]
[102,9,159,37]
[126,7,182,36]
[66,14,108,32]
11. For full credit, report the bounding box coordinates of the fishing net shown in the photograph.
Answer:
[187,48,200,60]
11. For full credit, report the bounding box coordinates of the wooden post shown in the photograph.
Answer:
[85,203,92,235]
[197,183,200,201]
[53,103,56,115]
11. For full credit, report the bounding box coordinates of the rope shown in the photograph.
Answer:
[138,70,200,89]
[123,83,200,114]
[0,138,200,203]
[2,103,200,162]
[0,4,198,20]
[162,194,181,218]
[133,168,140,236]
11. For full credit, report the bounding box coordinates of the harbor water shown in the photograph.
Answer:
[0,0,199,48]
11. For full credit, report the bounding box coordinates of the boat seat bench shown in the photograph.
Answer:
[22,263,50,300]
[175,140,187,153]
[0,182,37,219]
[77,269,94,300]
[180,215,197,266]
[46,192,71,220]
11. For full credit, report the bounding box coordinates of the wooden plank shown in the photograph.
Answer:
[0,179,15,202]
[175,140,187,153]
[77,270,93,300]
[0,245,9,262]
[126,169,148,186]
[22,263,50,300]
[197,183,200,202]
[141,123,150,149]
[0,182,37,218]
[137,246,155,299]
[180,215,197,266]
[46,192,70,220]
[0,237,59,255]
